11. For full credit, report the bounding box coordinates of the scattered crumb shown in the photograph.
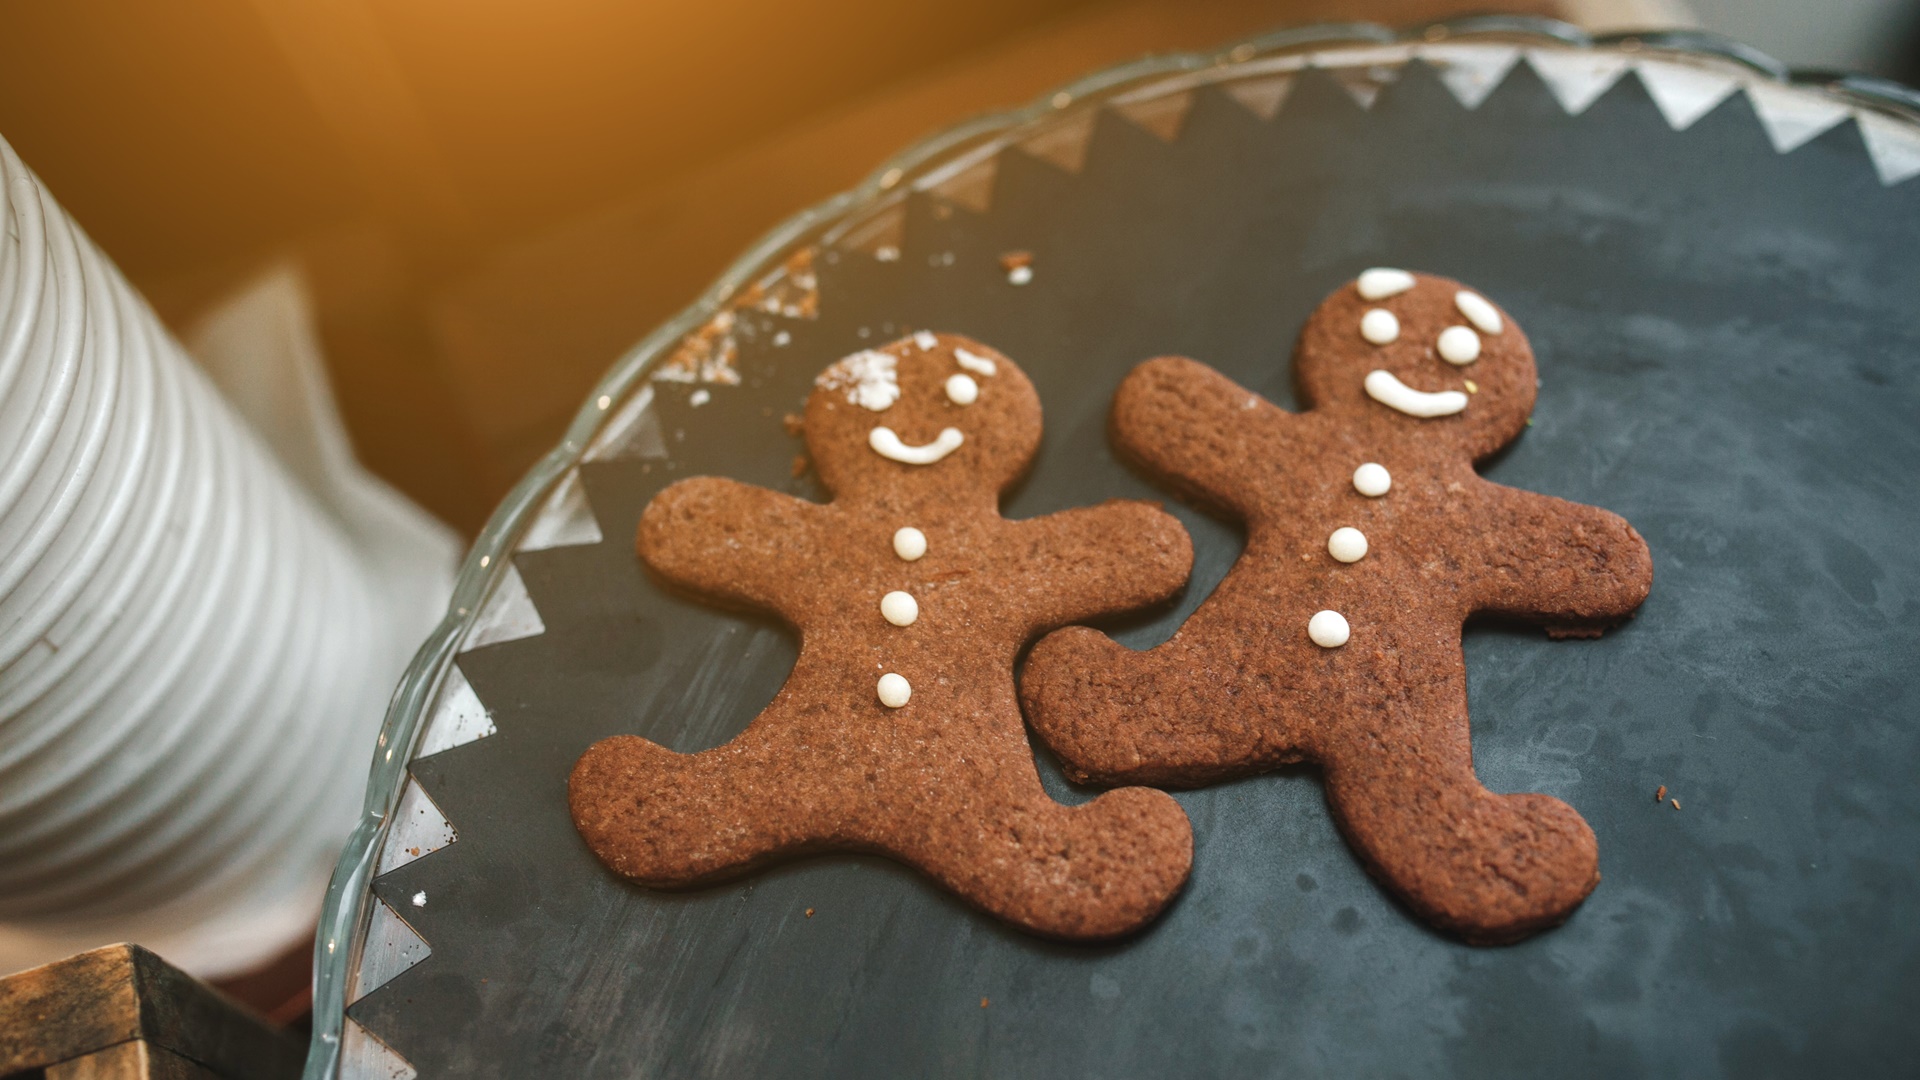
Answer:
[791,455,808,478]
[772,330,792,347]
[999,250,1033,271]
[411,891,427,908]
[1671,798,1682,810]
[689,389,711,407]
[1655,785,1667,803]
[980,997,990,1008]
[407,847,420,857]
[1007,265,1034,286]
[805,907,815,918]
[1463,379,1478,394]
[1525,418,1535,427]
[875,245,901,262]
[782,413,804,436]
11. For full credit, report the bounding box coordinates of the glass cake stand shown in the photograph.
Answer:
[307,16,1920,1079]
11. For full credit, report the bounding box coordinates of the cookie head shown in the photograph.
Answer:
[804,333,1041,499]
[1295,271,1537,459]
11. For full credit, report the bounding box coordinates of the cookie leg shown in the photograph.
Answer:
[1023,626,1267,786]
[897,782,1194,940]
[1319,721,1600,944]
[568,734,817,887]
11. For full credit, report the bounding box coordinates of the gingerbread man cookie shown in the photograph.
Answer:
[1021,272,1653,944]
[570,333,1195,939]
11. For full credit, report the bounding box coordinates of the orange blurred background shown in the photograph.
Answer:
[0,0,1639,535]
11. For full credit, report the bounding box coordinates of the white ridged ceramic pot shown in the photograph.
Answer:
[0,133,456,979]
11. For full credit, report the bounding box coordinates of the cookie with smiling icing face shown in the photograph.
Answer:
[1020,272,1653,944]
[569,332,1196,940]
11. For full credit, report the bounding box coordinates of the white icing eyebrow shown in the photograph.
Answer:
[1455,291,1503,334]
[953,348,997,376]
[869,426,964,464]
[1357,268,1415,300]
[1364,370,1468,418]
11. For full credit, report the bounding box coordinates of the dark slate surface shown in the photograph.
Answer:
[351,62,1920,1078]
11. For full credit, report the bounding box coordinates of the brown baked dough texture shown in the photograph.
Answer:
[1020,273,1653,944]
[569,333,1196,940]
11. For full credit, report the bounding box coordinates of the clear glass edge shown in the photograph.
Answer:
[301,16,1920,1076]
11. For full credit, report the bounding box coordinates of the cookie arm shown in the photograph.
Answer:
[1109,356,1279,521]
[1012,499,1193,628]
[636,476,822,617]
[1467,487,1653,637]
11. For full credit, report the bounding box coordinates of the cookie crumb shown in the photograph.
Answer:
[791,455,809,478]
[980,997,990,1008]
[998,251,1032,271]
[1007,265,1034,286]
[1670,798,1681,810]
[1655,785,1666,803]
[782,412,805,436]
[805,907,815,918]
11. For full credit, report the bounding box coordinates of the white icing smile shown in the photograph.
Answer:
[1364,370,1468,418]
[870,426,964,464]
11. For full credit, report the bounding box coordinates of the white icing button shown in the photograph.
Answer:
[877,672,912,708]
[870,426,964,464]
[881,591,919,627]
[1437,325,1481,365]
[1360,308,1400,345]
[1455,290,1503,334]
[1328,527,1368,563]
[1352,462,1391,497]
[954,347,997,376]
[893,527,927,561]
[1308,610,1351,648]
[1364,370,1468,418]
[945,373,979,405]
[1357,268,1415,300]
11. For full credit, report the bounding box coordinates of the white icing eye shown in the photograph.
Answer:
[1437,325,1481,365]
[880,591,919,626]
[1361,308,1400,345]
[1364,370,1467,418]
[893,527,927,561]
[1352,463,1391,497]
[1308,610,1350,648]
[1455,290,1503,334]
[1328,527,1369,563]
[1357,268,1415,300]
[877,672,912,708]
[945,373,979,405]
